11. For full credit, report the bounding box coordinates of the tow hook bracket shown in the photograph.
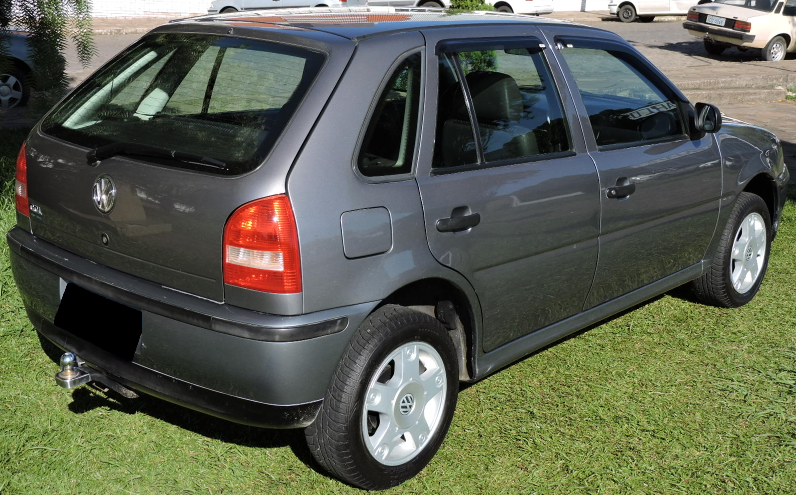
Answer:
[55,352,139,399]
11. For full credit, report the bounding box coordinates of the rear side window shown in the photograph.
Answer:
[357,52,422,177]
[557,41,685,148]
[434,41,571,169]
[41,34,325,175]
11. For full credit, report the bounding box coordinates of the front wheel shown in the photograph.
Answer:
[0,67,30,109]
[305,305,459,490]
[762,35,787,62]
[495,4,514,12]
[419,0,444,7]
[219,7,238,13]
[618,4,637,22]
[690,192,771,307]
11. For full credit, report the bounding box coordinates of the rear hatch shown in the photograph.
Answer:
[24,28,344,301]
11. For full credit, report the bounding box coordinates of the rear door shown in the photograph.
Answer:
[541,28,722,308]
[416,27,601,352]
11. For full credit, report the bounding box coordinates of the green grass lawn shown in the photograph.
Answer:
[1,127,795,494]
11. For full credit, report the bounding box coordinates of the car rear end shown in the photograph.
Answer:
[684,1,775,49]
[7,20,370,427]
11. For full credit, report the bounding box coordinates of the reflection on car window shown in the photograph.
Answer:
[41,34,325,175]
[559,45,684,148]
[433,43,571,169]
[358,53,422,177]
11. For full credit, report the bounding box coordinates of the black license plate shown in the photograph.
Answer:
[54,283,142,361]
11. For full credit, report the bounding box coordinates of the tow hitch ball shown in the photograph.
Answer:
[54,352,138,398]
[54,352,90,389]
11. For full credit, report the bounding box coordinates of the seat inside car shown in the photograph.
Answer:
[442,71,539,166]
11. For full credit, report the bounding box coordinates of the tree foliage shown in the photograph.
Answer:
[0,0,95,110]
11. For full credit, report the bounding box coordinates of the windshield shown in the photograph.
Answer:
[711,0,777,12]
[42,34,326,175]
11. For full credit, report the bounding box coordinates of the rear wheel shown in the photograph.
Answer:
[0,67,29,109]
[704,39,727,55]
[762,35,787,61]
[419,0,444,7]
[305,305,459,490]
[690,192,771,307]
[219,7,238,13]
[495,4,513,12]
[639,16,655,22]
[618,4,637,22]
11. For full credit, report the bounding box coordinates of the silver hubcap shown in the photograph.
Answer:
[0,74,24,109]
[362,341,447,466]
[769,42,785,61]
[730,212,766,294]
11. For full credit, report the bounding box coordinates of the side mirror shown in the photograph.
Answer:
[694,102,722,133]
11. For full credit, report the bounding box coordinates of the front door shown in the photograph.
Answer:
[416,28,601,352]
[543,28,722,308]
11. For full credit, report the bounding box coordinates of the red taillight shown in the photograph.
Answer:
[687,10,699,21]
[15,143,29,217]
[223,195,302,294]
[734,20,751,32]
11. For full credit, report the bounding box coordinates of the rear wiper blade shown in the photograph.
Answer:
[86,142,227,169]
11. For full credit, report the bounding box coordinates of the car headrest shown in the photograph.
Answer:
[464,71,523,123]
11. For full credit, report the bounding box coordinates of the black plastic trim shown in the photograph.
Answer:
[7,228,348,342]
[683,21,756,42]
[36,319,321,428]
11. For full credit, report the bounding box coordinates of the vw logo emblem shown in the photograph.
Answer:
[92,175,116,214]
[399,394,415,416]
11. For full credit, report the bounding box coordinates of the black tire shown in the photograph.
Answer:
[495,4,513,12]
[0,66,30,109]
[690,192,771,307]
[618,4,637,22]
[704,39,727,55]
[762,35,787,62]
[219,7,238,13]
[639,16,655,22]
[305,305,459,490]
[419,0,444,7]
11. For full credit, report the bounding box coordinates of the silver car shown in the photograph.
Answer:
[7,7,789,490]
[0,31,33,108]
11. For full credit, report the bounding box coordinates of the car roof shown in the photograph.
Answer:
[168,6,588,41]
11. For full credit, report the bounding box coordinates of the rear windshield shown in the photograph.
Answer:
[711,0,776,12]
[42,34,326,175]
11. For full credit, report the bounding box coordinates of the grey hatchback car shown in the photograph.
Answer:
[7,7,789,490]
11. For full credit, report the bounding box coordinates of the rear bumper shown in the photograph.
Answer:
[8,227,378,428]
[683,21,756,43]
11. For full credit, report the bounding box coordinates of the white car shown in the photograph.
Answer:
[684,0,796,61]
[208,0,446,12]
[486,0,554,14]
[609,0,700,22]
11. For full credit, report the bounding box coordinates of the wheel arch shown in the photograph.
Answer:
[743,173,778,223]
[375,277,479,382]
[617,1,636,11]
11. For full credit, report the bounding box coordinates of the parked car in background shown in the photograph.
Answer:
[8,6,788,491]
[684,0,796,60]
[207,0,446,12]
[486,0,554,14]
[610,0,700,22]
[0,31,33,109]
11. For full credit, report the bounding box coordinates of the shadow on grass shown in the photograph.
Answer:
[461,293,667,393]
[64,370,317,469]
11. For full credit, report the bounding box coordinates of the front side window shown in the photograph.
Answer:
[357,52,422,177]
[558,41,685,148]
[433,41,571,169]
[42,34,325,175]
